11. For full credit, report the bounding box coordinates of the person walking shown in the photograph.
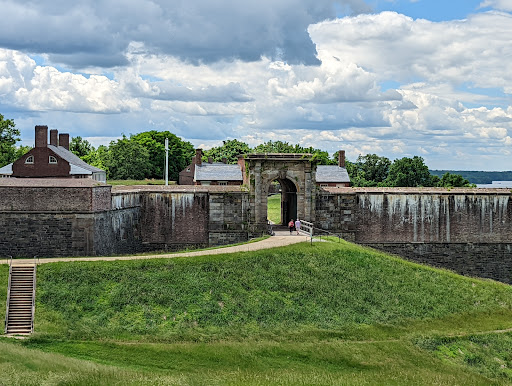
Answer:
[295,219,301,235]
[288,219,294,234]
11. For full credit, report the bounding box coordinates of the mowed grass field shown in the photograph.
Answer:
[2,241,512,384]
[267,193,281,224]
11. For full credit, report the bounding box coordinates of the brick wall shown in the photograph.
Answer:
[0,186,111,212]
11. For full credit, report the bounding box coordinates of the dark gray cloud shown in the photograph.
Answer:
[0,0,372,68]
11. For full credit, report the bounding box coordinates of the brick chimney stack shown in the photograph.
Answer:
[59,133,70,150]
[195,149,202,166]
[338,150,346,168]
[35,125,48,148]
[50,129,59,146]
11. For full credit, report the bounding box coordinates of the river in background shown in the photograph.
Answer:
[476,181,512,188]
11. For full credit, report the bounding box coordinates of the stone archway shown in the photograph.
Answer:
[241,153,317,233]
[270,177,297,226]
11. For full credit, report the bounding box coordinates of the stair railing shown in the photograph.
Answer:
[31,256,37,334]
[4,256,12,334]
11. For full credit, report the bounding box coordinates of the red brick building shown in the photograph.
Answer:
[0,125,106,182]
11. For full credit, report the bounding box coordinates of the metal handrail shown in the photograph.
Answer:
[4,256,12,334]
[31,256,37,334]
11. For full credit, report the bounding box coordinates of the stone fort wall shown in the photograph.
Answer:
[2,184,512,283]
[316,188,512,283]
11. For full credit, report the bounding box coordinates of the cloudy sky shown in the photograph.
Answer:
[0,0,511,170]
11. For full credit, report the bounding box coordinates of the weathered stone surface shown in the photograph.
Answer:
[363,242,512,284]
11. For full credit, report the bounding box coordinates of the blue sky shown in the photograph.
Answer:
[374,0,487,21]
[0,0,511,170]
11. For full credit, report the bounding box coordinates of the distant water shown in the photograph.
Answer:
[476,181,512,188]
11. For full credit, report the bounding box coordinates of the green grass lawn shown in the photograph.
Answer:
[267,193,281,224]
[0,264,7,332]
[107,179,173,186]
[2,240,512,384]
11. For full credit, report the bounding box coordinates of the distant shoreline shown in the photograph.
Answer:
[430,170,512,185]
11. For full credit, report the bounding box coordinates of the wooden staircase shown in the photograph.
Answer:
[5,263,37,335]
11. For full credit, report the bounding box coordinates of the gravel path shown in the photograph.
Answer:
[4,231,310,265]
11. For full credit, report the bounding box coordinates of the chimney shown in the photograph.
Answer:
[195,149,202,166]
[208,157,213,164]
[338,150,346,168]
[59,133,70,150]
[221,157,227,164]
[35,125,48,148]
[50,129,58,146]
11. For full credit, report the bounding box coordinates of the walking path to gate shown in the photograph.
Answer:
[4,232,310,266]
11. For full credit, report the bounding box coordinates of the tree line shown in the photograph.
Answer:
[0,114,473,186]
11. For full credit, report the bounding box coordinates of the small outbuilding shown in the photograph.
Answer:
[179,149,243,186]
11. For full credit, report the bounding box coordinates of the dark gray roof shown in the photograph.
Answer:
[316,165,350,183]
[194,163,242,181]
[48,145,105,174]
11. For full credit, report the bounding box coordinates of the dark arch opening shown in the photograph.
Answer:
[273,178,297,226]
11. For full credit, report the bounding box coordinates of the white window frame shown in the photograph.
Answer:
[49,156,58,164]
[25,155,34,164]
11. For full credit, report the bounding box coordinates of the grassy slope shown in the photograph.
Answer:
[0,264,7,331]
[267,193,281,224]
[3,241,512,384]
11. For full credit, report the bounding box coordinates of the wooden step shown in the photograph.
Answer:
[5,265,36,335]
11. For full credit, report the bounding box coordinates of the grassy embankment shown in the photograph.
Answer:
[2,241,512,384]
[0,264,7,332]
[267,193,281,224]
[107,179,171,186]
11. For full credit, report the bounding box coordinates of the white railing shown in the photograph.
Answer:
[298,220,314,238]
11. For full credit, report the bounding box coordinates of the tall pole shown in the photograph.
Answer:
[165,138,169,186]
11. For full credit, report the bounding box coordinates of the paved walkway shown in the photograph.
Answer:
[3,231,310,265]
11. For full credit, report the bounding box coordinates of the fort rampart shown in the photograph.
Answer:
[1,181,511,283]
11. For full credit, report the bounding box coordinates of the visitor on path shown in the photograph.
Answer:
[295,219,301,235]
[288,219,294,234]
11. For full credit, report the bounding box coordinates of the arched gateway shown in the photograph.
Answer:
[239,154,317,232]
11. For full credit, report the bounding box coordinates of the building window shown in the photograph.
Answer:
[49,156,58,164]
[320,184,328,188]
[219,181,228,186]
[25,155,34,164]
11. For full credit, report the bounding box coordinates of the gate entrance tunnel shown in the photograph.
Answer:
[267,178,297,226]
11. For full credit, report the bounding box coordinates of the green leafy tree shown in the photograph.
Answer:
[82,145,110,175]
[70,136,94,158]
[347,154,392,187]
[385,156,435,187]
[203,139,251,164]
[0,114,20,167]
[254,141,333,165]
[132,131,194,181]
[437,172,474,188]
[104,136,151,180]
[254,140,297,153]
[14,145,31,160]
